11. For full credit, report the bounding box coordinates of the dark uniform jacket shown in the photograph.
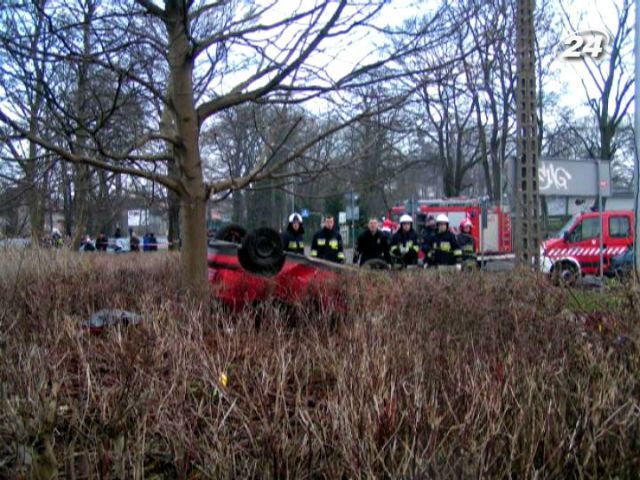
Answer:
[148,234,158,251]
[421,226,437,254]
[390,228,420,265]
[425,230,462,266]
[96,236,109,251]
[311,227,345,263]
[81,241,96,252]
[457,233,476,258]
[356,229,390,265]
[130,235,140,252]
[282,224,305,255]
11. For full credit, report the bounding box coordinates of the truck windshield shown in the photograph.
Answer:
[554,214,579,239]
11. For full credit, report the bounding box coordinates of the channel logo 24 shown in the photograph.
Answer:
[560,30,610,61]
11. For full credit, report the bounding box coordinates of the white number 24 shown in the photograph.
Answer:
[561,30,609,61]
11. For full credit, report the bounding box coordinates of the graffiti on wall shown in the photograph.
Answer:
[539,162,573,192]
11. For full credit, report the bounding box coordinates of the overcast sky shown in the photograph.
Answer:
[292,0,635,120]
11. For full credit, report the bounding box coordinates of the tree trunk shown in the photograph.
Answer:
[492,157,502,203]
[96,169,110,234]
[61,162,73,236]
[26,2,46,244]
[179,194,207,294]
[443,169,456,198]
[72,164,91,247]
[167,156,181,249]
[232,191,244,224]
[71,0,95,249]
[25,153,43,242]
[166,1,208,292]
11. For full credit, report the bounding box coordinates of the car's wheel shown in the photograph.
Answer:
[238,227,285,276]
[214,224,247,244]
[552,261,579,287]
[361,258,390,270]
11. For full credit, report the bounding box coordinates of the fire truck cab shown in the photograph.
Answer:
[387,198,514,261]
[541,210,634,283]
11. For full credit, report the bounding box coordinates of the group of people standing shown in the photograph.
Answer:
[80,228,159,252]
[281,213,346,263]
[280,212,477,268]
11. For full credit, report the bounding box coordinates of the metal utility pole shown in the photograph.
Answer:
[514,0,542,266]
[634,0,640,275]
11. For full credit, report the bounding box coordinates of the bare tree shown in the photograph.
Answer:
[1,0,421,291]
[0,0,53,241]
[561,0,635,162]
[416,68,482,197]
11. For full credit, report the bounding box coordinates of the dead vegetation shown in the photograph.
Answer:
[0,249,639,479]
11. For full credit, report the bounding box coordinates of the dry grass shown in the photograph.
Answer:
[0,248,639,479]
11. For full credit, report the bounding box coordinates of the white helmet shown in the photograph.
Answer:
[435,214,449,224]
[399,214,413,224]
[288,212,303,224]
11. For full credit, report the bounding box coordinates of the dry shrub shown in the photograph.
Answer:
[0,250,639,479]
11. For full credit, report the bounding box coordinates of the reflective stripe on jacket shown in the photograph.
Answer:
[311,227,345,263]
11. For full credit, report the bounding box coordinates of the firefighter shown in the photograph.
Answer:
[390,214,420,266]
[310,214,345,263]
[282,212,305,255]
[51,228,63,248]
[424,214,462,267]
[354,217,391,266]
[457,218,476,258]
[420,215,437,257]
[457,217,477,270]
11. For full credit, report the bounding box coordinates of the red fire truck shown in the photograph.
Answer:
[387,198,514,261]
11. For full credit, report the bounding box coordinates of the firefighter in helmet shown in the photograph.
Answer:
[390,214,420,266]
[457,217,477,269]
[282,212,305,255]
[424,214,462,267]
[457,218,475,256]
[310,214,345,263]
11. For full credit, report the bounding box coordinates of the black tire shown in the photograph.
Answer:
[238,227,285,276]
[214,224,247,244]
[361,258,390,270]
[551,261,579,287]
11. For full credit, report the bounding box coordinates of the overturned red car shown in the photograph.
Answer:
[207,226,348,311]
